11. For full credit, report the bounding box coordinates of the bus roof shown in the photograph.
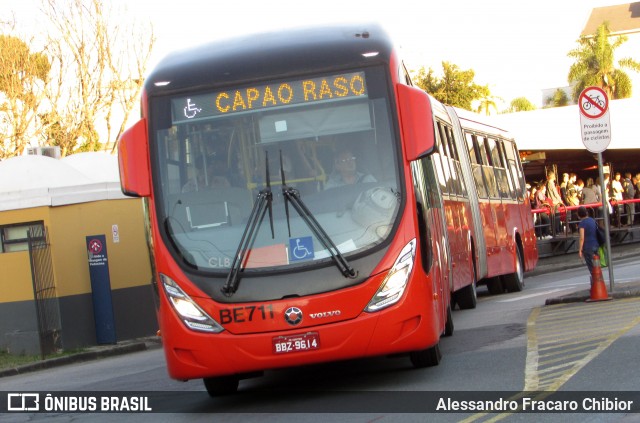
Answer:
[452,107,513,139]
[145,23,395,95]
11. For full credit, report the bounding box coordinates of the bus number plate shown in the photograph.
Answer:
[272,332,320,354]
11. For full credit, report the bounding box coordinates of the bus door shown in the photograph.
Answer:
[469,135,501,271]
[486,137,510,260]
[501,139,537,271]
[412,153,451,326]
[436,122,471,289]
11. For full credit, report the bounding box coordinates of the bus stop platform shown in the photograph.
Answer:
[526,242,640,305]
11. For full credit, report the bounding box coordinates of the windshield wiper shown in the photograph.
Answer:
[221,153,274,296]
[279,151,357,279]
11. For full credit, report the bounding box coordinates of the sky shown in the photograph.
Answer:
[5,0,633,108]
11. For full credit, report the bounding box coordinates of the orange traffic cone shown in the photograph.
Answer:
[586,254,611,302]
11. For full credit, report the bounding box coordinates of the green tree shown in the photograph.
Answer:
[507,97,536,112]
[545,89,569,107]
[0,35,50,158]
[413,62,489,110]
[567,22,640,101]
[475,93,502,115]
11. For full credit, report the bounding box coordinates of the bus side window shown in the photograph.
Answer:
[479,137,499,199]
[504,140,525,201]
[466,133,488,199]
[487,137,509,200]
[436,122,457,196]
[431,127,449,195]
[448,126,467,196]
[496,139,516,200]
[441,124,463,196]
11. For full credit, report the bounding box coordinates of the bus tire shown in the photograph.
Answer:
[502,246,524,293]
[203,375,240,396]
[444,304,454,337]
[454,264,477,310]
[486,277,504,295]
[410,343,442,368]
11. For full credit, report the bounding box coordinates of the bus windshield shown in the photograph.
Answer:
[152,67,401,273]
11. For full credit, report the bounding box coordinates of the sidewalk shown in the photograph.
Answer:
[526,242,640,305]
[2,243,639,378]
[0,336,162,378]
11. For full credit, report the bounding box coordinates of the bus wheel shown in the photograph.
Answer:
[454,265,477,310]
[203,375,240,396]
[443,305,454,337]
[502,247,524,293]
[410,343,442,368]
[486,277,504,295]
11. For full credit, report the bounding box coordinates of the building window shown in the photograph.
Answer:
[0,221,45,253]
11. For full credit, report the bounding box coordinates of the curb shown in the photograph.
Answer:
[545,286,640,305]
[0,337,161,378]
[527,242,640,305]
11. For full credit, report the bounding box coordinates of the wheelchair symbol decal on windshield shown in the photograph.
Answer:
[184,98,202,119]
[289,236,314,262]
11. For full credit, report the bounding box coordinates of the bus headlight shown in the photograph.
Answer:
[365,239,416,312]
[160,274,224,333]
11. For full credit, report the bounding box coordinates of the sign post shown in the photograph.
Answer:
[86,235,117,344]
[578,86,614,291]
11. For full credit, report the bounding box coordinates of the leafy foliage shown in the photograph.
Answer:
[508,97,537,112]
[0,35,50,92]
[413,62,490,110]
[545,89,570,108]
[475,93,502,116]
[0,35,51,157]
[567,22,640,101]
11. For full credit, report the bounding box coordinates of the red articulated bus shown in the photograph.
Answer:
[118,23,537,395]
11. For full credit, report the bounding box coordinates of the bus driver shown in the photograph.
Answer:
[325,148,376,189]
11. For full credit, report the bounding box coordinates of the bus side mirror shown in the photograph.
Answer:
[396,84,435,161]
[118,118,151,197]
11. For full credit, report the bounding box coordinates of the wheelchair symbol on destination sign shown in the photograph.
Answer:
[184,98,202,119]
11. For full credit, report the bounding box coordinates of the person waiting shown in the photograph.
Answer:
[545,171,563,234]
[533,182,552,239]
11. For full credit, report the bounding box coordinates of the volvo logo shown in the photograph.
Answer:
[284,307,303,326]
[309,310,341,319]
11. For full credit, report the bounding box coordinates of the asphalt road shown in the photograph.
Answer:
[2,244,640,422]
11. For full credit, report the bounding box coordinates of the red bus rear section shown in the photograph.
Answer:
[118,23,536,395]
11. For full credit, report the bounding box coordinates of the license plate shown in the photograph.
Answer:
[272,332,320,354]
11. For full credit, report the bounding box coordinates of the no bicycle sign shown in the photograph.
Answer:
[579,86,611,153]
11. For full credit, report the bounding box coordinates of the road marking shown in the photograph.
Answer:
[459,297,640,422]
[525,298,640,391]
[496,288,567,302]
[497,278,637,303]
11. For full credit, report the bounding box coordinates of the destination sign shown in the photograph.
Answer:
[172,71,367,123]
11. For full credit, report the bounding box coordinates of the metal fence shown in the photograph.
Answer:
[532,199,640,257]
[28,225,62,358]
